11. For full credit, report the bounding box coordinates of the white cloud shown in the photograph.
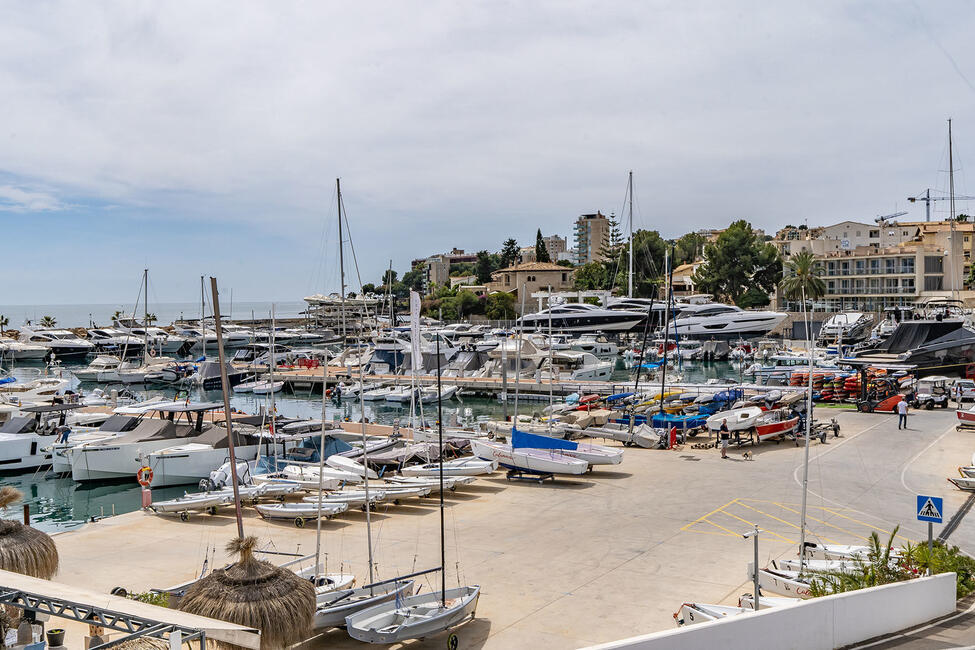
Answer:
[0,185,65,212]
[0,1,974,296]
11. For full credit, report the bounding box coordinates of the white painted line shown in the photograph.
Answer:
[899,420,957,495]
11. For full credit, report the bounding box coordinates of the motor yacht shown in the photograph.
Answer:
[567,334,618,360]
[86,328,146,358]
[114,318,192,355]
[67,401,225,481]
[665,303,787,340]
[517,303,645,332]
[0,337,48,361]
[537,351,613,381]
[172,324,220,349]
[818,312,874,343]
[18,326,95,359]
[0,403,110,472]
[231,343,295,367]
[73,355,124,382]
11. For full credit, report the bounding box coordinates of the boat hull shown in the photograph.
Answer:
[345,585,480,644]
[470,439,588,475]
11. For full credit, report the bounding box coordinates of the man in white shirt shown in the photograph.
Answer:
[897,399,909,430]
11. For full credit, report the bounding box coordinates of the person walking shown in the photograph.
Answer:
[719,419,730,458]
[897,398,908,430]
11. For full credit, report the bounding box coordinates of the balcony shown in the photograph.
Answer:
[822,268,914,277]
[826,286,916,296]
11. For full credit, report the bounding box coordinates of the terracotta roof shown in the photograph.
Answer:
[495,262,572,272]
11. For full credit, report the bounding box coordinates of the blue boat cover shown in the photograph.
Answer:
[651,413,707,429]
[511,428,577,451]
[0,377,15,386]
[606,392,634,402]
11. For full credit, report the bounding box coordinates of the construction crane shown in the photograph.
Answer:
[874,211,908,224]
[908,189,975,221]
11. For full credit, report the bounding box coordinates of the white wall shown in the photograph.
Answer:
[584,573,956,650]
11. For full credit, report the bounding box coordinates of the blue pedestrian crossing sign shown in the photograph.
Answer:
[917,495,943,524]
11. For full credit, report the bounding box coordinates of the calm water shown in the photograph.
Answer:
[0,301,309,329]
[0,356,740,532]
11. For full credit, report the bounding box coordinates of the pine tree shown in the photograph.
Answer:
[499,238,520,267]
[535,229,551,263]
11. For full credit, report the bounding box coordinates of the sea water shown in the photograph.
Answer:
[0,301,309,329]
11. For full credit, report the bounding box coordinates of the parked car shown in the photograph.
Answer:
[954,379,975,402]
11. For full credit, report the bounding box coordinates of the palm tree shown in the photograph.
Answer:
[39,316,56,328]
[778,249,826,340]
[0,315,7,336]
[779,249,826,304]
[145,313,157,326]
[111,310,125,324]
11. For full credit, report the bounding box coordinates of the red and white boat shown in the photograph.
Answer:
[753,409,800,441]
[957,407,975,424]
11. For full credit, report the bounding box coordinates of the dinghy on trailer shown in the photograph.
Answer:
[470,438,589,475]
[398,456,497,477]
[674,602,751,626]
[149,491,231,519]
[511,428,623,466]
[314,580,415,630]
[345,585,480,644]
[254,501,349,527]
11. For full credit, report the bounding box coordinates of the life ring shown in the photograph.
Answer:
[137,466,153,487]
[149,348,156,357]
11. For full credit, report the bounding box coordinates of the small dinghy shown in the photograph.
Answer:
[949,476,975,491]
[245,480,300,498]
[327,455,379,479]
[303,490,388,509]
[674,602,751,626]
[376,484,433,501]
[510,429,622,467]
[737,593,801,609]
[251,381,285,394]
[399,457,497,477]
[470,439,589,475]
[580,423,657,448]
[778,557,860,574]
[385,475,476,492]
[757,566,812,598]
[314,580,415,630]
[801,542,900,561]
[345,584,480,644]
[149,491,231,519]
[959,466,975,479]
[232,378,261,393]
[254,501,349,527]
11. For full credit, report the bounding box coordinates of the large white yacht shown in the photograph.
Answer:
[818,312,874,343]
[665,303,787,339]
[517,303,645,332]
[18,326,95,359]
[86,327,146,357]
[0,337,48,361]
[0,403,109,472]
[67,401,224,482]
[114,318,192,355]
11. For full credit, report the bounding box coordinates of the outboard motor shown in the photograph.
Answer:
[200,460,251,491]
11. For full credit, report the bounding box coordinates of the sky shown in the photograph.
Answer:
[2,1,975,304]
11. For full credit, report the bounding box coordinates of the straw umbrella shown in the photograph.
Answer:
[0,486,58,580]
[178,537,314,650]
[112,638,169,649]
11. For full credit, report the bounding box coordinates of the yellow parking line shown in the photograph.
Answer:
[772,502,866,543]
[680,497,741,532]
[715,506,796,544]
[734,501,839,544]
[818,507,914,543]
[687,522,741,538]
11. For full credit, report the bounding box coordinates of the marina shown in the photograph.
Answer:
[4,5,975,648]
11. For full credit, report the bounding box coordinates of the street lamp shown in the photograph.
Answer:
[743,526,761,611]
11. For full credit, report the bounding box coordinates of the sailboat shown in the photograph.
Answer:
[346,296,480,643]
[311,179,416,629]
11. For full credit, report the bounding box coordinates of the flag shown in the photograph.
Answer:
[410,290,422,373]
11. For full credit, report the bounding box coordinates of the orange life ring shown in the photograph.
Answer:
[137,466,153,487]
[149,348,156,357]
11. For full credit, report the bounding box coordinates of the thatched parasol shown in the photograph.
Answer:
[178,536,314,650]
[0,486,58,579]
[112,638,169,649]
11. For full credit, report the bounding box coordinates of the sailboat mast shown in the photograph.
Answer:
[143,269,149,361]
[200,276,206,355]
[314,347,327,582]
[513,283,526,420]
[628,171,634,298]
[269,304,277,462]
[547,285,554,433]
[798,284,813,575]
[950,119,956,221]
[356,317,375,590]
[436,337,446,607]
[658,248,671,416]
[337,178,347,340]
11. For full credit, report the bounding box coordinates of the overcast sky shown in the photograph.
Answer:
[2,1,975,304]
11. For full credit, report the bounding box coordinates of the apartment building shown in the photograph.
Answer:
[574,212,610,264]
[517,234,569,264]
[412,248,478,293]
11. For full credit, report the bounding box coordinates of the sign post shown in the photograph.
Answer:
[916,495,943,575]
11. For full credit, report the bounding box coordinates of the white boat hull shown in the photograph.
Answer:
[345,585,480,643]
[470,439,588,475]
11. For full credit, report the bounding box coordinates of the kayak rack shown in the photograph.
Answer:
[505,469,554,484]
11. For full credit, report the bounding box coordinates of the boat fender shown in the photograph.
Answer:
[137,466,153,487]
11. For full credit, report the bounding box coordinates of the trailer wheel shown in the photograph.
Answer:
[179,512,188,522]
[925,401,934,410]
[206,506,217,515]
[294,517,305,528]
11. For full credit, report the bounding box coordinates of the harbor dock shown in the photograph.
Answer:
[48,407,973,649]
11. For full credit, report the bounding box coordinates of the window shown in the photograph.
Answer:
[856,231,861,237]
[869,230,879,238]
[561,273,567,281]
[854,260,865,274]
[900,258,915,274]
[885,258,896,274]
[924,256,943,274]
[924,276,944,291]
